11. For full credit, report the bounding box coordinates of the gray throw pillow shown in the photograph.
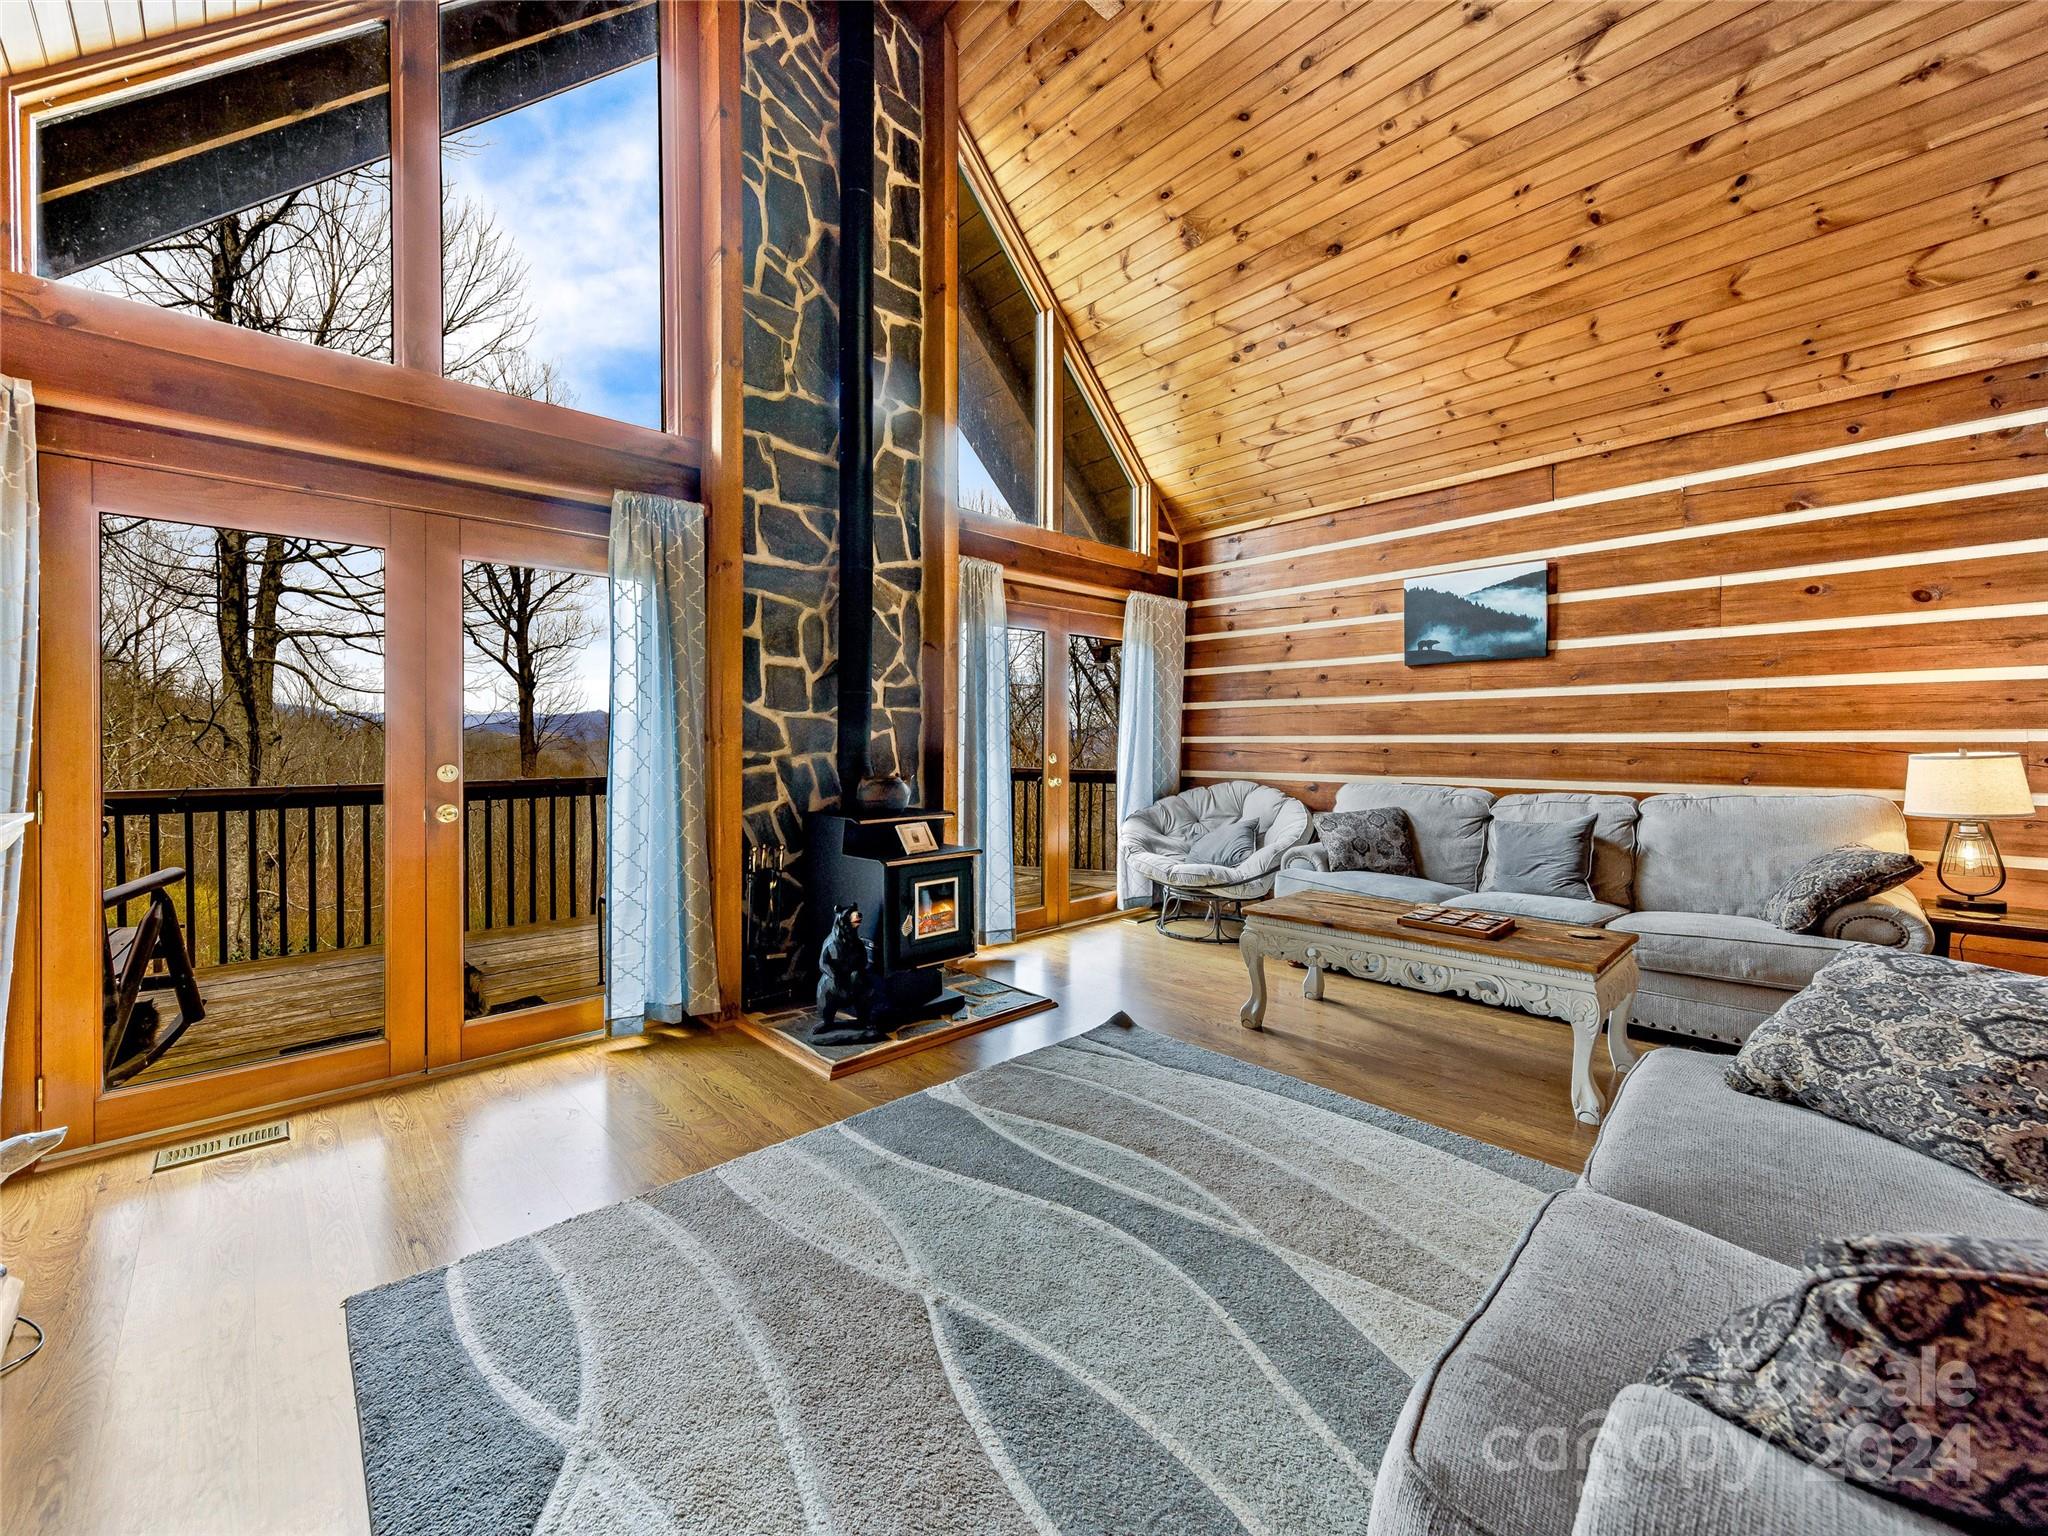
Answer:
[1186,818,1256,868]
[1319,808,1415,875]
[1649,1234,2048,1532]
[1481,814,1595,900]
[1729,947,2048,1207]
[1762,845,1923,932]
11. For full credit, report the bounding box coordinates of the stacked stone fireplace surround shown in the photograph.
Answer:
[740,0,926,998]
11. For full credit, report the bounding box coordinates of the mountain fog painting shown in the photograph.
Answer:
[1402,560,1550,666]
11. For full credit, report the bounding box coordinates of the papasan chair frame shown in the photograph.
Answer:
[1119,781,1312,942]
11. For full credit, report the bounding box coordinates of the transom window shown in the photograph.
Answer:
[30,1,672,433]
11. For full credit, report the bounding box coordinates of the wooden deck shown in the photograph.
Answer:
[1013,866,1115,911]
[132,917,603,1083]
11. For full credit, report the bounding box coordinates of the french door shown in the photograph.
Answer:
[40,461,608,1146]
[1006,594,1123,934]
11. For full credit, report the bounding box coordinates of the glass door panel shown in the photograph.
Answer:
[1064,632,1122,913]
[98,514,389,1087]
[459,559,609,1022]
[1005,623,1049,929]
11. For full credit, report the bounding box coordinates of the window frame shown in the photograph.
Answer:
[2,0,699,443]
[956,127,1153,557]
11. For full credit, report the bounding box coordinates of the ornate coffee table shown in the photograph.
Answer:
[1237,892,1640,1125]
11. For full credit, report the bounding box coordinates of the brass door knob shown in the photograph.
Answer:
[435,804,460,824]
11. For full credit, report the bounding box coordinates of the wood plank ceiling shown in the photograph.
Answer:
[956,0,2048,536]
[0,2,297,76]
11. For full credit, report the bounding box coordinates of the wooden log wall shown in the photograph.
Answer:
[1180,363,2048,908]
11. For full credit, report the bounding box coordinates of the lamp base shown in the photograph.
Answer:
[1936,894,2008,915]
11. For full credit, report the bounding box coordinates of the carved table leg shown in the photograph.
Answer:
[1239,931,1269,1030]
[1569,997,1605,1126]
[1606,1005,1638,1072]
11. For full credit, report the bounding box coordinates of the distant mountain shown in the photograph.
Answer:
[463,708,609,743]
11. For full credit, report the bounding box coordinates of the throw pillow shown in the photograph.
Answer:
[1728,947,2048,1207]
[1481,814,1596,900]
[1186,819,1257,868]
[1319,807,1416,876]
[1762,845,1924,933]
[1648,1234,2048,1532]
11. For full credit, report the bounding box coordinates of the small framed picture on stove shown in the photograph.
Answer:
[894,821,938,855]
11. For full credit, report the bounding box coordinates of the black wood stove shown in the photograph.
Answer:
[809,811,978,1023]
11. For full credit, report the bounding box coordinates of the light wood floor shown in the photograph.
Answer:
[3,917,1632,1535]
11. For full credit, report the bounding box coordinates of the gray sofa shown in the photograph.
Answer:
[1369,1044,2048,1536]
[1276,783,1934,1043]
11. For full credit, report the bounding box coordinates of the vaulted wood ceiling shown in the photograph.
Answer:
[957,0,2048,536]
[0,2,296,75]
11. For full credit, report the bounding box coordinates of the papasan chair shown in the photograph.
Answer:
[1119,780,1312,942]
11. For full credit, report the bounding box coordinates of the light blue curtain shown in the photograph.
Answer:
[0,379,37,1073]
[1116,591,1188,907]
[606,491,718,1028]
[957,556,1014,944]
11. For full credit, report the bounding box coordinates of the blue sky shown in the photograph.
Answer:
[445,61,662,430]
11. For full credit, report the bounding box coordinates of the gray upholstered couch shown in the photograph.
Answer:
[1368,1044,2048,1536]
[1276,783,1934,1043]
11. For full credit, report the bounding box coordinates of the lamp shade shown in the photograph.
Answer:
[1903,751,2033,821]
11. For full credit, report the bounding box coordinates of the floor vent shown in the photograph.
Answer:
[152,1119,290,1173]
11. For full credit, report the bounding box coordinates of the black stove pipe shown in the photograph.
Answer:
[834,9,876,810]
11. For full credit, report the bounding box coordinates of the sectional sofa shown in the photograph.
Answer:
[1276,783,1934,1043]
[1367,1034,2048,1536]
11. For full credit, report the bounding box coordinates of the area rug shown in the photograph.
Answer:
[737,968,1056,1077]
[344,1019,1573,1535]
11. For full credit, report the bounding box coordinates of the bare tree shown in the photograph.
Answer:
[462,563,602,777]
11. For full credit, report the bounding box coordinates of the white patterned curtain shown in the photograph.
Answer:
[606,491,718,1028]
[0,379,37,1067]
[957,556,1014,944]
[1116,591,1188,907]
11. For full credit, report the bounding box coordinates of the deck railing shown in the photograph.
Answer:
[1010,766,1116,873]
[103,776,605,969]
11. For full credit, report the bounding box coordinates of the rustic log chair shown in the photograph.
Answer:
[102,867,206,1086]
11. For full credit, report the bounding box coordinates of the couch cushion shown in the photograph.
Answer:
[1370,1189,1792,1536]
[1488,792,1641,908]
[1480,814,1597,901]
[1631,969,1795,1046]
[1761,845,1923,933]
[1649,1234,2048,1533]
[1321,807,1418,876]
[1583,1048,2048,1265]
[1186,818,1257,867]
[1632,792,1910,917]
[1729,947,2048,1209]
[1445,891,1626,927]
[1331,781,1495,889]
[1273,867,1463,904]
[1609,910,1852,991]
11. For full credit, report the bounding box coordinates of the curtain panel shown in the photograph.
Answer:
[0,378,37,1071]
[1116,591,1188,907]
[957,556,1015,944]
[606,491,719,1028]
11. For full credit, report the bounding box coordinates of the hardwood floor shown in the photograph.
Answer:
[2,917,1629,1535]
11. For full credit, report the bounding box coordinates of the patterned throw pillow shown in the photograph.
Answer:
[1762,845,1923,932]
[1728,947,2048,1207]
[1319,808,1416,876]
[1648,1234,2048,1531]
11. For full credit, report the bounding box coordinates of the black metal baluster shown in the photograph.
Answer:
[215,808,228,962]
[180,809,196,960]
[111,814,129,924]
[568,792,580,918]
[525,793,537,925]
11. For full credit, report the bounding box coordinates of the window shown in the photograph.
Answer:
[439,1,661,427]
[30,3,675,432]
[1059,360,1137,550]
[42,25,396,360]
[957,165,1038,525]
[956,151,1149,552]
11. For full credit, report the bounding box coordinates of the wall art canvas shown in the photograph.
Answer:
[1402,560,1550,666]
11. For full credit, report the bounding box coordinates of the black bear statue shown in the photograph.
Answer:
[812,904,883,1045]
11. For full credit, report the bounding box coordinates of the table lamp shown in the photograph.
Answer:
[1903,750,2033,914]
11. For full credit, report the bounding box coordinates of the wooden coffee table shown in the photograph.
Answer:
[1238,892,1640,1125]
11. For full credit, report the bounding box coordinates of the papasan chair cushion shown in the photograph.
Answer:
[1118,780,1313,906]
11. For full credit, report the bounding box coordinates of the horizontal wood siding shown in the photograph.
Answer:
[1180,363,2048,906]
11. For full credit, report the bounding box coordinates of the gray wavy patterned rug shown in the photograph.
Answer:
[345,1019,1572,1535]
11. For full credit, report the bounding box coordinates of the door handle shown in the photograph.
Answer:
[435,804,460,824]
[1048,776,1063,788]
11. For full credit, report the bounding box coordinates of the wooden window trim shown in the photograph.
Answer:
[2,0,704,448]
